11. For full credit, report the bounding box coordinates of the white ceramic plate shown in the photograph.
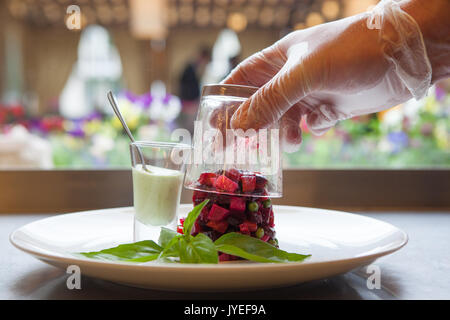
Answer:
[10,205,407,291]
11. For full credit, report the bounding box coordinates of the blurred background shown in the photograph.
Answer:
[0,0,448,169]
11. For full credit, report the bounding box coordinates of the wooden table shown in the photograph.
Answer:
[2,212,449,300]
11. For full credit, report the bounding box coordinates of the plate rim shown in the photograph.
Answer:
[9,205,408,271]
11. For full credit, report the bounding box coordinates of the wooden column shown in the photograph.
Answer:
[149,40,168,84]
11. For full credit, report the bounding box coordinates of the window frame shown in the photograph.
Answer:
[1,169,448,213]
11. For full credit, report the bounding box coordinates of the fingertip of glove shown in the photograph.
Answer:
[281,121,302,153]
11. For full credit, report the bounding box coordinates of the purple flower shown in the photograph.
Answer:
[67,120,85,138]
[435,85,445,101]
[387,131,408,153]
[162,94,172,105]
[84,111,102,122]
[122,91,139,103]
[137,93,153,109]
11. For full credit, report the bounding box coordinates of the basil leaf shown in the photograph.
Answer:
[214,232,310,263]
[125,254,161,263]
[159,227,178,248]
[79,240,163,262]
[183,199,209,236]
[159,234,182,259]
[178,233,218,264]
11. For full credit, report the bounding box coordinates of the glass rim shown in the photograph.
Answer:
[130,141,192,149]
[201,84,259,99]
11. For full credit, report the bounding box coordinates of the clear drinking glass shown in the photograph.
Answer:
[184,84,282,198]
[130,141,191,242]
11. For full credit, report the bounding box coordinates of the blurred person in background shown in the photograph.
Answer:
[178,46,212,132]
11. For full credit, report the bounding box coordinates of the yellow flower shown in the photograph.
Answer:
[425,95,438,113]
[434,121,449,150]
[83,120,102,136]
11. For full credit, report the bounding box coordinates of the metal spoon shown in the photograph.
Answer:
[107,91,150,172]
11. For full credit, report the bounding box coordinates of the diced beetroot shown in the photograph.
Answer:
[263,226,276,238]
[191,220,202,235]
[225,168,242,182]
[240,220,258,232]
[213,175,238,193]
[198,172,217,186]
[255,174,267,190]
[269,210,275,227]
[239,223,250,235]
[202,230,220,242]
[208,204,230,221]
[219,253,233,262]
[216,194,231,207]
[261,207,271,224]
[227,214,245,226]
[229,197,246,213]
[192,190,208,204]
[241,175,256,193]
[192,168,277,254]
[206,220,229,233]
[248,211,263,224]
[198,206,210,223]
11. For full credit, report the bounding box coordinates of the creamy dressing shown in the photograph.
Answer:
[132,164,183,226]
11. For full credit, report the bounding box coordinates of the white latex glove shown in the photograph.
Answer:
[222,0,448,152]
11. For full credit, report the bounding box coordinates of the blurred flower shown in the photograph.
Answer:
[424,95,438,113]
[434,120,449,150]
[10,105,25,118]
[378,104,403,130]
[65,120,85,138]
[83,119,102,136]
[89,134,114,160]
[420,122,433,136]
[39,115,64,133]
[435,85,445,101]
[387,131,408,153]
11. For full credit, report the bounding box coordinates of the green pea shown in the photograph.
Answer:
[256,227,265,239]
[262,199,271,208]
[247,201,259,212]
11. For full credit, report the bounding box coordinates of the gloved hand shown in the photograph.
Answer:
[222,0,440,152]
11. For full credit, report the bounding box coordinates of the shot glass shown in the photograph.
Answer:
[130,141,191,242]
[184,84,282,198]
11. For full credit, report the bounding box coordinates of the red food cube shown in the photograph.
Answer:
[269,210,275,227]
[229,197,246,213]
[213,175,238,193]
[255,174,268,190]
[208,204,230,221]
[192,190,208,204]
[198,172,217,186]
[241,175,256,193]
[198,205,210,222]
[240,220,258,232]
[225,169,242,182]
[206,220,229,233]
[261,234,270,242]
[179,217,185,226]
[239,223,251,235]
[177,225,183,234]
[191,220,202,235]
[219,253,236,261]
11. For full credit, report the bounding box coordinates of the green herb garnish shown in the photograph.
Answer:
[77,200,310,264]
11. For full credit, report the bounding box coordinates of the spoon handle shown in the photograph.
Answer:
[107,91,136,143]
[107,91,150,172]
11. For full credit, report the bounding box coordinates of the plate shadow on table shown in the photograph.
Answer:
[10,265,401,300]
